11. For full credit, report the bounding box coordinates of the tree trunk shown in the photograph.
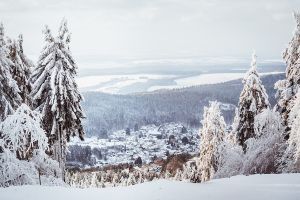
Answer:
[58,123,65,181]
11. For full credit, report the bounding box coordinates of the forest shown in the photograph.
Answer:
[0,10,300,196]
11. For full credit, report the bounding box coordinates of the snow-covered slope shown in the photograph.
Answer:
[1,174,299,200]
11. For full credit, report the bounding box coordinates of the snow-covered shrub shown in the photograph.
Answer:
[66,165,160,188]
[0,104,49,159]
[174,169,183,181]
[0,104,60,186]
[31,149,61,178]
[0,142,36,187]
[214,140,244,179]
[180,158,201,182]
[242,109,284,174]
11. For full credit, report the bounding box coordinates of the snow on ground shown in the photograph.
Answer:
[148,72,283,92]
[1,174,300,200]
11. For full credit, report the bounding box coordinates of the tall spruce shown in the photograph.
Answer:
[275,12,300,139]
[30,19,85,174]
[197,101,226,182]
[233,52,270,151]
[7,35,33,105]
[0,23,22,120]
[280,91,300,172]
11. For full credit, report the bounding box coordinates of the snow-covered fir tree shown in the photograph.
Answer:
[280,91,300,172]
[0,23,22,120]
[197,101,226,182]
[233,52,270,151]
[30,19,85,176]
[275,12,300,139]
[7,34,33,105]
[0,104,60,186]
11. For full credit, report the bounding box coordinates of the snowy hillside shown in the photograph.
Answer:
[82,73,284,137]
[1,174,300,200]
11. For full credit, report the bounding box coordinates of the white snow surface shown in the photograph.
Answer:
[77,72,283,94]
[148,72,283,92]
[1,173,300,200]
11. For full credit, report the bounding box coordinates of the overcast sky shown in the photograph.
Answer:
[1,0,299,69]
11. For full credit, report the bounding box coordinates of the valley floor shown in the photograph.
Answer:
[1,173,300,200]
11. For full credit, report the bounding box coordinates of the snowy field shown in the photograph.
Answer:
[147,73,245,91]
[77,72,283,94]
[147,72,283,91]
[1,174,300,200]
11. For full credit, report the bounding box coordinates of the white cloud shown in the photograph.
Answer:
[1,0,299,69]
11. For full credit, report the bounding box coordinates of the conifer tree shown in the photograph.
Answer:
[7,35,33,105]
[233,52,270,151]
[197,101,226,182]
[0,23,22,120]
[275,12,300,138]
[280,91,300,172]
[30,19,85,176]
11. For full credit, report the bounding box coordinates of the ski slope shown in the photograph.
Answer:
[1,173,299,200]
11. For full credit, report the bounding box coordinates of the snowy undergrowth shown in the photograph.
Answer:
[0,104,61,187]
[1,173,299,200]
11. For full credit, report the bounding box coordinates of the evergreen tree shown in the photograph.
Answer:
[280,91,300,172]
[233,52,270,151]
[0,23,22,120]
[197,101,226,182]
[30,19,85,176]
[275,12,300,139]
[7,35,33,105]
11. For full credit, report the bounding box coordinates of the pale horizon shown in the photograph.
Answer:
[1,0,299,69]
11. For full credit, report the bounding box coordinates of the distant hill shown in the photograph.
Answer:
[82,73,285,137]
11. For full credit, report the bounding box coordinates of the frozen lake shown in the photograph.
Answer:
[76,72,283,94]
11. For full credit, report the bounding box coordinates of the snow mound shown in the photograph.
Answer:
[1,173,300,200]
